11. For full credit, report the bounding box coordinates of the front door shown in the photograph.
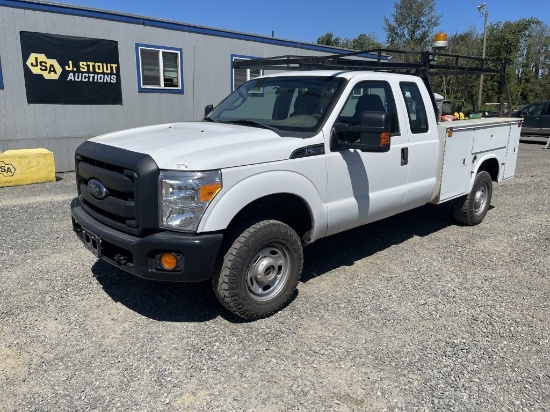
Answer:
[325,79,409,236]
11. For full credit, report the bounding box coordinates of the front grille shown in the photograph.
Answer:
[77,155,138,228]
[75,141,159,236]
[79,155,126,175]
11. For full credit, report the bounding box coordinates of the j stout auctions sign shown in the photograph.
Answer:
[20,31,122,105]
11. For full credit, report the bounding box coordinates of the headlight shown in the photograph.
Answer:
[160,170,222,232]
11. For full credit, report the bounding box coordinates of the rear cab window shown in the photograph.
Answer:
[400,82,429,134]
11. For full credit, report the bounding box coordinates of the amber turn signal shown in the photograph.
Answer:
[160,253,178,270]
[199,182,222,203]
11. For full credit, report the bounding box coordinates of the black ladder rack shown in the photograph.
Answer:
[234,49,511,117]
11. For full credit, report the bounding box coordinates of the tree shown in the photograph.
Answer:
[316,32,343,47]
[350,34,383,51]
[317,32,383,51]
[433,19,550,109]
[430,28,483,111]
[483,18,547,106]
[384,0,441,50]
[516,22,550,103]
[317,13,550,108]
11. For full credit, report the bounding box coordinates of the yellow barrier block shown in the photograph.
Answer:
[0,149,56,187]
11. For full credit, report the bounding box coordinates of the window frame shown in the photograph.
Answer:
[337,80,400,136]
[135,43,184,94]
[400,81,429,134]
[231,54,263,91]
[525,102,545,116]
[0,57,4,89]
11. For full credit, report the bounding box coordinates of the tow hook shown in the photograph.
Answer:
[114,254,129,265]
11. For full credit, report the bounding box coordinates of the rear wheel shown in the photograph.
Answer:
[213,219,303,320]
[453,170,493,225]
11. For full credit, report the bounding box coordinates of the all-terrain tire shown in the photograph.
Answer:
[453,170,493,226]
[213,219,303,321]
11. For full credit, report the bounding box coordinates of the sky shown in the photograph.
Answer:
[54,0,549,44]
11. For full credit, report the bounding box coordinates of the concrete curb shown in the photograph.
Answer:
[0,149,56,187]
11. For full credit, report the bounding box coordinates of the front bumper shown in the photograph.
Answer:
[71,198,223,282]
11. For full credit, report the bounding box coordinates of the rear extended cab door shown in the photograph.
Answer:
[324,74,439,236]
[398,80,440,211]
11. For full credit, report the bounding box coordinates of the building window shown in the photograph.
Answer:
[231,54,263,91]
[135,43,183,93]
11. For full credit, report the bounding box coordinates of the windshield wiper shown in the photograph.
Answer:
[224,119,278,132]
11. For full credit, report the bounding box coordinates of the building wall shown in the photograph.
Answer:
[0,1,344,171]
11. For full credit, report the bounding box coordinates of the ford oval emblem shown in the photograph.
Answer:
[88,178,109,200]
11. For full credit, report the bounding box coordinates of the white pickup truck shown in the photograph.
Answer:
[71,58,521,320]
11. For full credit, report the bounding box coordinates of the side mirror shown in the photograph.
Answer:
[204,104,214,117]
[333,112,392,153]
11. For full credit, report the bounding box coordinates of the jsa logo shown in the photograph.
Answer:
[0,161,16,177]
[26,53,62,80]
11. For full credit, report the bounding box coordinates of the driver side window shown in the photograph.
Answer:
[337,81,400,134]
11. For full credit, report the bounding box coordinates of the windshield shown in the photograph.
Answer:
[207,76,345,136]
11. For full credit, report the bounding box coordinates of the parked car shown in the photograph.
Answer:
[512,101,550,135]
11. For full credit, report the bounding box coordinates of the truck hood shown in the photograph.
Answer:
[90,122,306,170]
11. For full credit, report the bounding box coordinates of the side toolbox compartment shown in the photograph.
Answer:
[434,119,522,204]
[502,120,522,180]
[436,123,475,202]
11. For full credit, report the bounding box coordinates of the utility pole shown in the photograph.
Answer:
[477,3,488,112]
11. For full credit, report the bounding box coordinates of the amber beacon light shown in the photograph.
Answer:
[432,32,449,50]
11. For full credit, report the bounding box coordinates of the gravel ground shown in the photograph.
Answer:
[1,142,549,411]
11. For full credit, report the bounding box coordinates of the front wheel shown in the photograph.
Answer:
[453,170,493,226]
[213,219,303,320]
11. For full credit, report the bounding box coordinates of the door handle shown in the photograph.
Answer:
[401,147,409,166]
